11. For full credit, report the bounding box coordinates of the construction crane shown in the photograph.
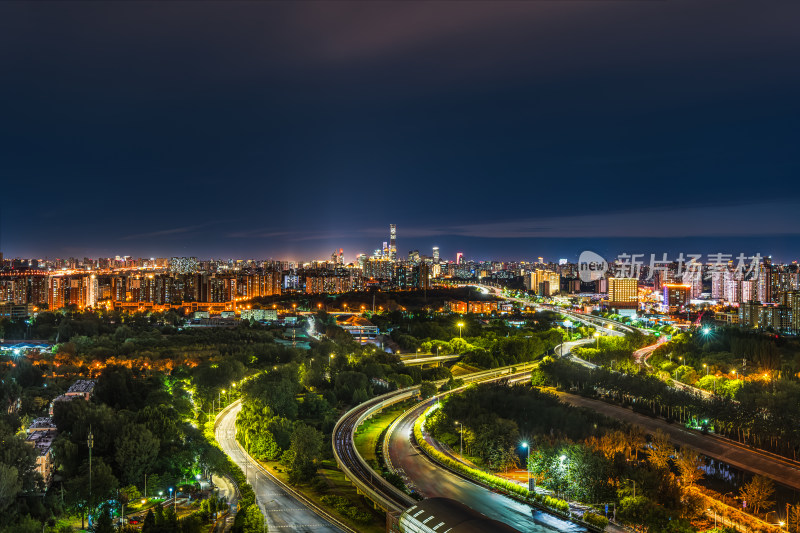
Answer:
[693,310,706,328]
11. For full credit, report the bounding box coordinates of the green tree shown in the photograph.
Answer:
[739,475,775,514]
[115,424,159,485]
[141,509,156,532]
[646,430,673,471]
[163,505,179,530]
[675,448,704,486]
[119,484,141,504]
[419,381,437,399]
[94,504,114,533]
[288,423,323,483]
[0,464,22,512]
[232,503,264,533]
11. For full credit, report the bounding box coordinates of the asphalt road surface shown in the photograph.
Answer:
[388,401,587,533]
[216,403,345,532]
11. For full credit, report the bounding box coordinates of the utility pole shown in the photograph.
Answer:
[88,426,94,526]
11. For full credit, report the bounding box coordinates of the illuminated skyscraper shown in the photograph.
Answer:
[456,252,463,264]
[86,274,98,308]
[390,224,397,261]
[432,247,440,263]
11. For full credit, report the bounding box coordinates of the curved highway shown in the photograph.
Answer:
[334,393,416,513]
[216,402,347,532]
[332,365,587,532]
[387,396,586,533]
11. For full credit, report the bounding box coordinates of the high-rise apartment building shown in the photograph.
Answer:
[170,257,199,275]
[48,277,68,310]
[663,284,690,313]
[363,259,395,281]
[608,277,638,305]
[739,300,762,328]
[524,269,560,296]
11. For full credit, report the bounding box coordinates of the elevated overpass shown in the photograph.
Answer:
[332,363,538,515]
[399,354,461,367]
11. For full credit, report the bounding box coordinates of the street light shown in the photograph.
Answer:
[88,427,94,520]
[521,442,530,489]
[455,421,463,455]
[625,478,636,499]
[457,322,464,338]
[593,331,600,349]
[707,508,717,529]
[703,363,708,377]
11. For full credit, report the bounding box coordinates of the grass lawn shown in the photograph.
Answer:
[353,401,412,469]
[450,362,481,377]
[259,458,386,533]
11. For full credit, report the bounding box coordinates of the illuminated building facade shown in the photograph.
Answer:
[524,269,560,296]
[663,284,690,313]
[390,224,397,261]
[608,277,638,306]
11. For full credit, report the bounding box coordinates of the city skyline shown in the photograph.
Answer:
[1,217,796,264]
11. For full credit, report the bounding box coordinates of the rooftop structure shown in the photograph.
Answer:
[26,419,58,486]
[66,379,96,398]
[28,417,57,432]
[338,315,379,344]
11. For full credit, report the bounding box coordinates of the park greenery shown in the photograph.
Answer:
[550,326,800,461]
[571,332,650,371]
[0,309,278,532]
[425,381,699,531]
[7,297,800,533]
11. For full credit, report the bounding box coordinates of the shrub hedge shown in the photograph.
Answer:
[413,406,571,515]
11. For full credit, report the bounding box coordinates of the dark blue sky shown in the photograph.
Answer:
[1,1,799,262]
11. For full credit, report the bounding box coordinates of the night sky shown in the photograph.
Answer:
[2,1,799,263]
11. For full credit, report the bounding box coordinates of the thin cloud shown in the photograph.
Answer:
[414,200,800,239]
[121,223,214,241]
[227,230,294,239]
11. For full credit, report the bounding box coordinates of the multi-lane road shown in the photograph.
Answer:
[386,397,586,533]
[215,402,347,532]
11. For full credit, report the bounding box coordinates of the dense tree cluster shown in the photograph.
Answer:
[534,356,800,459]
[571,331,650,369]
[53,365,224,527]
[0,421,41,531]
